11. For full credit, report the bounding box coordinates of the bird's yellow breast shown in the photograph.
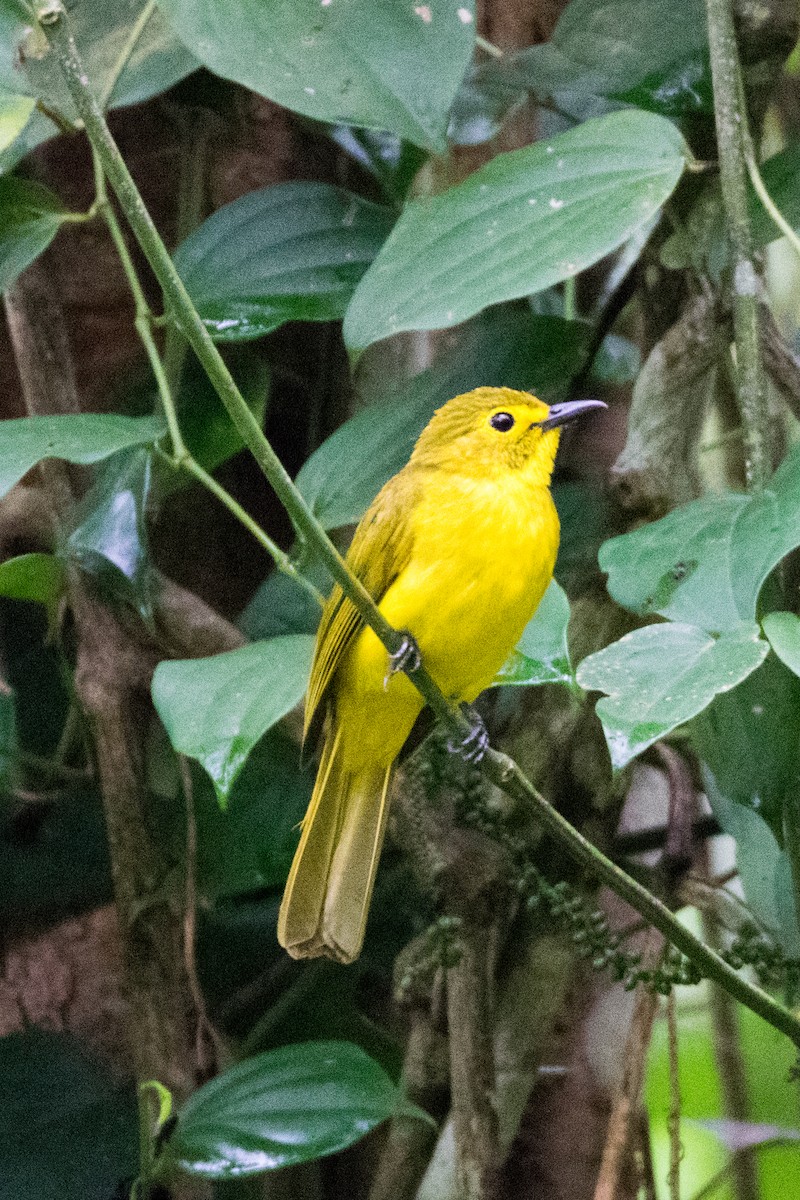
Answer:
[335,466,559,770]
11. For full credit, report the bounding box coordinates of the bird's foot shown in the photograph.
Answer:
[384,632,422,689]
[447,705,490,764]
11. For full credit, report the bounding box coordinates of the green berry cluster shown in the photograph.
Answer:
[728,923,800,1001]
[395,915,464,1005]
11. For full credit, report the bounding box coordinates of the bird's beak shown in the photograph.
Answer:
[535,399,607,431]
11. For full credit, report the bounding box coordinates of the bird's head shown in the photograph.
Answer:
[410,386,605,486]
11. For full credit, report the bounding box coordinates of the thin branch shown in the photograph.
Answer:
[98,0,156,110]
[593,931,664,1200]
[667,991,682,1200]
[36,0,800,1051]
[745,153,800,264]
[705,0,770,490]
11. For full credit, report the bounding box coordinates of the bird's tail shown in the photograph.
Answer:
[277,726,393,964]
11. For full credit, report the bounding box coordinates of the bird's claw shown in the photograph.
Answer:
[447,706,490,764]
[384,633,422,689]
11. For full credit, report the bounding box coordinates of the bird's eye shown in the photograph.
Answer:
[489,411,515,432]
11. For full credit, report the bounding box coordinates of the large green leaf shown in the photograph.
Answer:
[297,308,588,529]
[762,611,800,679]
[157,0,474,153]
[2,0,197,113]
[174,183,394,341]
[0,413,165,500]
[494,579,573,687]
[0,176,71,292]
[576,622,768,769]
[0,1028,136,1200]
[600,441,800,634]
[159,1041,416,1179]
[151,635,314,805]
[344,109,687,350]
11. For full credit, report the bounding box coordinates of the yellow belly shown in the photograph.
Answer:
[335,471,559,772]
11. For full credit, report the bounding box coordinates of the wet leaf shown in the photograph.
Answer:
[159,1041,422,1179]
[577,622,768,769]
[344,110,687,350]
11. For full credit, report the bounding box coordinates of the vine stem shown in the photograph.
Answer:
[90,148,322,607]
[36,0,800,1051]
[705,0,769,491]
[98,0,156,111]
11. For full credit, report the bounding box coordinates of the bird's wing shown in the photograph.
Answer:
[304,471,418,741]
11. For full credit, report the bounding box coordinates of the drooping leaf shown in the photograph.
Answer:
[0,412,165,499]
[174,183,395,341]
[0,90,34,153]
[494,579,573,687]
[701,765,800,957]
[691,653,800,839]
[576,622,768,769]
[344,110,687,350]
[151,635,314,805]
[3,0,197,114]
[67,448,156,622]
[239,561,329,641]
[157,0,475,153]
[0,1028,137,1200]
[601,440,800,634]
[298,308,589,529]
[159,1041,421,1179]
[0,176,71,292]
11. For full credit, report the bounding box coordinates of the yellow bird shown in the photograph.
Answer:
[278,386,604,963]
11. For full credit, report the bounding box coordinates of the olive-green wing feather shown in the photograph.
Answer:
[304,470,418,741]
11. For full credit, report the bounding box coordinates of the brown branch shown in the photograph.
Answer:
[592,929,665,1200]
[4,260,200,1098]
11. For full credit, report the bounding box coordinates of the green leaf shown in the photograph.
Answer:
[174,183,394,341]
[494,579,573,687]
[762,611,800,679]
[510,0,709,114]
[195,730,311,901]
[67,448,156,623]
[690,653,800,839]
[701,765,800,957]
[3,0,197,115]
[151,635,314,805]
[157,0,474,153]
[576,622,768,769]
[0,552,63,608]
[601,441,800,634]
[0,90,33,153]
[178,349,270,471]
[160,1041,418,1179]
[344,109,687,350]
[0,175,70,292]
[751,147,800,248]
[298,307,589,529]
[0,1028,136,1200]
[0,412,165,500]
